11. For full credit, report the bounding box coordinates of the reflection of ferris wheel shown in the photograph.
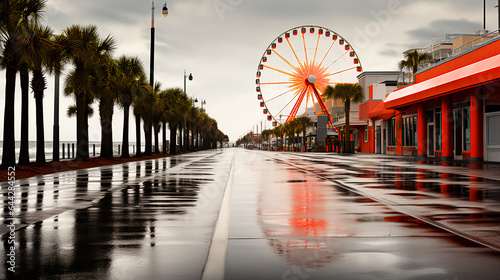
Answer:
[256,25,362,126]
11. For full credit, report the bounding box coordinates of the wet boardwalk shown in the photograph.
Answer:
[2,148,500,279]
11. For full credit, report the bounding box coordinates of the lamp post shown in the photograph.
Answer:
[183,70,193,151]
[146,1,167,155]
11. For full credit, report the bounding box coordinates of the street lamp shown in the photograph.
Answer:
[146,0,167,155]
[162,2,168,17]
[183,70,193,152]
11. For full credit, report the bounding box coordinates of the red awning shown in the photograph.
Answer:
[368,99,396,120]
[385,53,500,108]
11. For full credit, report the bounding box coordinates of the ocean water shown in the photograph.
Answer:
[0,141,144,162]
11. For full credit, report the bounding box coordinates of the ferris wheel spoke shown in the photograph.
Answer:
[313,33,321,63]
[304,86,315,113]
[272,49,299,72]
[265,88,295,103]
[285,37,304,69]
[326,66,358,77]
[286,86,308,123]
[302,33,308,63]
[319,41,335,67]
[312,85,333,126]
[260,81,294,85]
[325,50,350,71]
[263,65,294,77]
[276,88,303,119]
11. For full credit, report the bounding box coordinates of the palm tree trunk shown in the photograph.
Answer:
[53,72,60,162]
[34,90,46,163]
[135,113,142,157]
[303,131,306,152]
[154,126,160,153]
[190,127,195,151]
[179,123,184,153]
[19,65,30,165]
[2,66,18,168]
[101,96,114,159]
[144,119,152,156]
[162,122,167,153]
[122,104,130,158]
[169,124,177,155]
[76,93,89,161]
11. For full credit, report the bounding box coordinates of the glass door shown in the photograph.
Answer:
[428,124,435,157]
[453,109,463,158]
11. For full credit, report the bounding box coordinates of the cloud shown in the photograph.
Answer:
[405,18,482,47]
[379,49,399,57]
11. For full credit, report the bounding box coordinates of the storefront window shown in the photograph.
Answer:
[388,117,396,146]
[435,108,442,150]
[403,115,417,146]
[364,128,368,142]
[464,107,470,151]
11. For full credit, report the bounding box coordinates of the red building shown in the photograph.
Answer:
[359,34,500,162]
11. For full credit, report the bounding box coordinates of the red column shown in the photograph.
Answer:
[441,95,453,159]
[369,120,375,154]
[417,103,427,157]
[470,90,483,161]
[396,113,403,155]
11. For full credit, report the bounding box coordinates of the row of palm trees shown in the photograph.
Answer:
[239,116,313,150]
[0,0,226,168]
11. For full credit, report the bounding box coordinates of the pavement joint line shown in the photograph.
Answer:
[263,152,500,253]
[202,151,236,280]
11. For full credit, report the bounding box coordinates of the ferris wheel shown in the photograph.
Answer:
[256,25,362,126]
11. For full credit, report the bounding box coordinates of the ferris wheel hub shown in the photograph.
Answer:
[307,75,316,84]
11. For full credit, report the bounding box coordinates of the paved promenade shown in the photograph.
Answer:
[1,148,500,279]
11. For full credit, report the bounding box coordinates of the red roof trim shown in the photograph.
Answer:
[385,53,500,108]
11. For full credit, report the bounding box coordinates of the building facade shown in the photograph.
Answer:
[360,33,500,162]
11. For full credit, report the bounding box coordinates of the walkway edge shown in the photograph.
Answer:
[201,153,236,280]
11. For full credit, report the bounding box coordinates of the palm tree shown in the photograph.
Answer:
[323,83,364,153]
[62,25,115,161]
[116,55,147,158]
[261,129,271,150]
[51,34,67,162]
[90,54,117,158]
[149,82,162,153]
[1,0,46,168]
[294,116,313,152]
[398,49,431,83]
[272,126,282,151]
[24,24,62,163]
[161,88,187,154]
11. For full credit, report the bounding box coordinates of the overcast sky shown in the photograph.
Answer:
[1,0,497,143]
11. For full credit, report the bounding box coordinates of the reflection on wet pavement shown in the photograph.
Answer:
[276,152,500,251]
[2,148,500,279]
[225,150,500,280]
[0,150,234,279]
